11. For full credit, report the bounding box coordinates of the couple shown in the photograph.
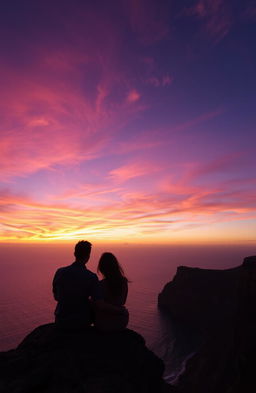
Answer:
[52,240,129,331]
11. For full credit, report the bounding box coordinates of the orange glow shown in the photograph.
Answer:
[0,1,255,245]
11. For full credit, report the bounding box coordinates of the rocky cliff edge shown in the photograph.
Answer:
[158,256,256,393]
[0,323,177,393]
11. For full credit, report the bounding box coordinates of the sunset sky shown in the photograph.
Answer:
[0,0,256,244]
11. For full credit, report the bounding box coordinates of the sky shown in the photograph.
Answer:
[0,0,256,244]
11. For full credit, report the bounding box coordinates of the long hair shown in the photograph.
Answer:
[97,252,128,296]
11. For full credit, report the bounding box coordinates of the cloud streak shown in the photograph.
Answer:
[0,1,255,243]
[109,161,159,183]
[187,0,233,42]
[125,0,169,45]
[1,166,256,242]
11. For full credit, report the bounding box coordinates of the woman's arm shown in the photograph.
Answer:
[93,299,124,314]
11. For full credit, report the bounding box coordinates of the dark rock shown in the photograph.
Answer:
[243,255,256,268]
[0,324,176,393]
[158,256,256,393]
[158,265,241,332]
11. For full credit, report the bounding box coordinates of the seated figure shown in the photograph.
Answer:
[52,240,102,329]
[94,252,129,331]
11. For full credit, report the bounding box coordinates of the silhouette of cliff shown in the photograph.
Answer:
[158,264,241,331]
[158,256,256,393]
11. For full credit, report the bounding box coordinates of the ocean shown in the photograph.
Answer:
[0,243,255,382]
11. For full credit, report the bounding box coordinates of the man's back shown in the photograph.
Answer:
[53,261,101,327]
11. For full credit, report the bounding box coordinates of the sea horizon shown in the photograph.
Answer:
[1,242,255,350]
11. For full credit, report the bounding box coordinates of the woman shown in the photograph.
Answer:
[94,252,129,331]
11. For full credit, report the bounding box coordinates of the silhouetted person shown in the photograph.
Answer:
[94,252,129,331]
[52,240,102,328]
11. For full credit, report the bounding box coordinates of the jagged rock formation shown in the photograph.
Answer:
[0,323,175,393]
[158,256,256,393]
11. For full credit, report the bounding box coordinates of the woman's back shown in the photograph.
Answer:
[94,253,129,331]
[100,277,128,306]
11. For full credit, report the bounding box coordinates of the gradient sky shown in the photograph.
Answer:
[0,0,256,244]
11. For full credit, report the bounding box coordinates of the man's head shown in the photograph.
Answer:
[74,240,92,263]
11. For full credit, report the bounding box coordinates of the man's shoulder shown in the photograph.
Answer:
[54,263,73,276]
[54,263,98,281]
[83,268,98,280]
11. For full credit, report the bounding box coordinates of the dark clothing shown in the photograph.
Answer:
[53,261,102,327]
[94,278,129,331]
[99,278,128,306]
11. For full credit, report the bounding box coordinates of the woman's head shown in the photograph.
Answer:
[97,252,125,279]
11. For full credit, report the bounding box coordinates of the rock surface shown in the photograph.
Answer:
[158,256,256,393]
[0,324,175,393]
[158,265,240,332]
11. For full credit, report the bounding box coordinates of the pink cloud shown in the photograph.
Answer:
[186,0,232,43]
[0,42,145,181]
[124,0,169,45]
[1,174,256,242]
[0,4,155,182]
[27,118,50,127]
[127,89,141,103]
[147,77,161,87]
[0,126,106,180]
[182,152,244,182]
[162,74,173,86]
[0,2,255,243]
[172,108,225,132]
[52,184,124,207]
[108,161,159,183]
[146,74,173,87]
[114,184,256,224]
[112,130,163,155]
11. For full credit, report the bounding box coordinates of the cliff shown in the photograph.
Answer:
[0,323,176,393]
[158,264,241,331]
[158,256,256,393]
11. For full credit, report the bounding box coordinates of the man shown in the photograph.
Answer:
[53,240,101,328]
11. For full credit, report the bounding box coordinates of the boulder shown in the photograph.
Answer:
[0,323,176,393]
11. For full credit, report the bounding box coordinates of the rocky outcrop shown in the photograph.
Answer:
[158,256,256,393]
[158,264,241,331]
[0,324,176,393]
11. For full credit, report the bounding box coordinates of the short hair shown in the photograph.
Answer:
[74,240,92,259]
